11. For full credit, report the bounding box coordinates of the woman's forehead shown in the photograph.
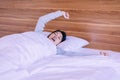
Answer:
[56,32,62,36]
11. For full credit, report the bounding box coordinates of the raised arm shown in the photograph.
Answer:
[34,10,69,32]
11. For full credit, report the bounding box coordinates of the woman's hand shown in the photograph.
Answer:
[100,51,109,56]
[62,11,70,19]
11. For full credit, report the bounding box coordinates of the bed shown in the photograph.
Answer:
[0,0,120,80]
[0,31,120,80]
[0,48,120,80]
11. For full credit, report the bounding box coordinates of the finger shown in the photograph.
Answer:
[100,51,102,55]
[65,12,70,19]
[104,52,109,56]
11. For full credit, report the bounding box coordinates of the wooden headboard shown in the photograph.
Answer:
[0,0,120,52]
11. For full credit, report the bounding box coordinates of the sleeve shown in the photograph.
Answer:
[56,48,100,56]
[34,10,63,32]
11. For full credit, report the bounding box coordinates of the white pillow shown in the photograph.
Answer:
[57,36,89,52]
[43,32,89,52]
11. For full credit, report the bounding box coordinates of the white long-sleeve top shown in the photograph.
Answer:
[35,10,63,32]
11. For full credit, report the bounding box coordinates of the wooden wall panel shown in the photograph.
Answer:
[0,0,120,52]
[0,0,120,11]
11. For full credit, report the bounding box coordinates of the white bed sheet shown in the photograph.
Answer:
[1,49,120,80]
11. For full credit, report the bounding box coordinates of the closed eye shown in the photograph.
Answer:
[55,33,61,40]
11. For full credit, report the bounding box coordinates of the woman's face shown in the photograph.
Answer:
[48,31,63,45]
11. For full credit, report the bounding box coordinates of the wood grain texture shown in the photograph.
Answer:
[0,0,120,52]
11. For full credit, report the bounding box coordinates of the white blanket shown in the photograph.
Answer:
[0,33,120,80]
[22,50,120,80]
[1,53,120,80]
[0,32,56,76]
